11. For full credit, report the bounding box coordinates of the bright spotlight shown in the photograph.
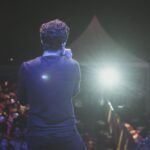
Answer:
[98,67,120,88]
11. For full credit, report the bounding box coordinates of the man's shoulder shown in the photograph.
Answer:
[23,56,41,67]
[69,58,80,66]
[62,58,80,71]
[21,56,80,68]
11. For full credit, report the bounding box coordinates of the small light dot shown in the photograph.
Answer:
[10,57,14,62]
[41,74,49,80]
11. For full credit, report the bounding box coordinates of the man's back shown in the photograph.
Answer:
[17,55,80,135]
[17,19,86,150]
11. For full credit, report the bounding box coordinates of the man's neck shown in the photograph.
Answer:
[42,49,63,57]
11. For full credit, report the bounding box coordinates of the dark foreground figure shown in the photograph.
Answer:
[17,19,86,150]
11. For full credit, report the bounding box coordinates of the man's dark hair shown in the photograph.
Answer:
[40,19,70,51]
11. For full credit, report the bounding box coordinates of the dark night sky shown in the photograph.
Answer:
[1,1,150,65]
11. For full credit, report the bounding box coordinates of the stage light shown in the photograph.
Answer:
[98,67,120,89]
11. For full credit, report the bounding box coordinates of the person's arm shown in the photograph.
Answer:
[16,63,27,105]
[73,62,81,97]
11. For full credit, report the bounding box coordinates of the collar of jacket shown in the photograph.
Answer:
[42,49,63,57]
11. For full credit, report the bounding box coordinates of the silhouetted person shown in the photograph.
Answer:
[17,19,86,150]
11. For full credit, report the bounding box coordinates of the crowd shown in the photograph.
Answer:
[0,81,28,150]
[0,80,150,150]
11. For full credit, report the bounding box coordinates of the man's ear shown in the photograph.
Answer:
[62,42,66,48]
